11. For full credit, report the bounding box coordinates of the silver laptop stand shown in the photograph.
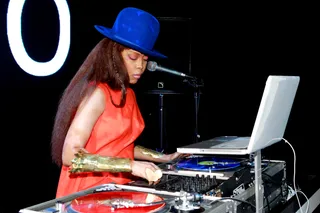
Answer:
[253,150,264,213]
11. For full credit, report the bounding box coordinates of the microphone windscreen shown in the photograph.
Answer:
[147,61,157,71]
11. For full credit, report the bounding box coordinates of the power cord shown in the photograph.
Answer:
[281,138,310,213]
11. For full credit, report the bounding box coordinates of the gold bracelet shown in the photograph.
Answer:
[136,145,164,159]
[70,150,132,173]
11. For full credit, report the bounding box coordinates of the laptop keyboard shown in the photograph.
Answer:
[212,137,250,148]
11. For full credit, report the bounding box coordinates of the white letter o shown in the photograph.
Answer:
[7,0,70,77]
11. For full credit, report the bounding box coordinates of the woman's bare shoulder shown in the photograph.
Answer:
[79,86,106,113]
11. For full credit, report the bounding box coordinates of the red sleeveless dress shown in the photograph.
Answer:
[56,83,145,198]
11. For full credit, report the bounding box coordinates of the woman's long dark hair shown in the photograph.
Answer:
[51,38,129,166]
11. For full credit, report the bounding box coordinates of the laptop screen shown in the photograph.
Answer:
[247,75,300,153]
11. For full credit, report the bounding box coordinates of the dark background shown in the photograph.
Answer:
[1,1,318,212]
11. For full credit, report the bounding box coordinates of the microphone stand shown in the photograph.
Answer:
[183,77,204,143]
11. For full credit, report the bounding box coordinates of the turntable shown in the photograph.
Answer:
[19,155,290,213]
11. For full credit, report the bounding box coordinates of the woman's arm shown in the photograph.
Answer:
[134,145,164,162]
[70,148,162,184]
[134,145,186,163]
[62,87,106,166]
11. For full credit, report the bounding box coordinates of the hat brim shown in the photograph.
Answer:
[95,25,167,59]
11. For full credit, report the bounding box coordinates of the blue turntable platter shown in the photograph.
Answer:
[176,156,241,171]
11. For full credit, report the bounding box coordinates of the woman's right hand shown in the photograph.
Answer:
[131,160,162,185]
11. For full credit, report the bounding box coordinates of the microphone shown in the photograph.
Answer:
[147,61,193,78]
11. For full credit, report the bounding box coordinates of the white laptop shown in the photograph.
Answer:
[177,75,300,155]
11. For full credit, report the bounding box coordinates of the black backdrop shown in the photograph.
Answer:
[0,1,318,212]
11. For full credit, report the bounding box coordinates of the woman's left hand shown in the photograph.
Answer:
[162,152,190,162]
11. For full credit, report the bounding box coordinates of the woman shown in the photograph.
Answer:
[51,7,184,198]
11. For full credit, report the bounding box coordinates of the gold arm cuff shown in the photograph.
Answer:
[136,145,164,159]
[70,150,132,173]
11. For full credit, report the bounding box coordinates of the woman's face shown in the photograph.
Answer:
[121,49,148,84]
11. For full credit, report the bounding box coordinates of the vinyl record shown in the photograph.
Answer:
[66,191,166,213]
[176,156,241,171]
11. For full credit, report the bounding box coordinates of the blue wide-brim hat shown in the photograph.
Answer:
[94,7,167,58]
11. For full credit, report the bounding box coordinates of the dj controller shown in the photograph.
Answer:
[19,155,290,213]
